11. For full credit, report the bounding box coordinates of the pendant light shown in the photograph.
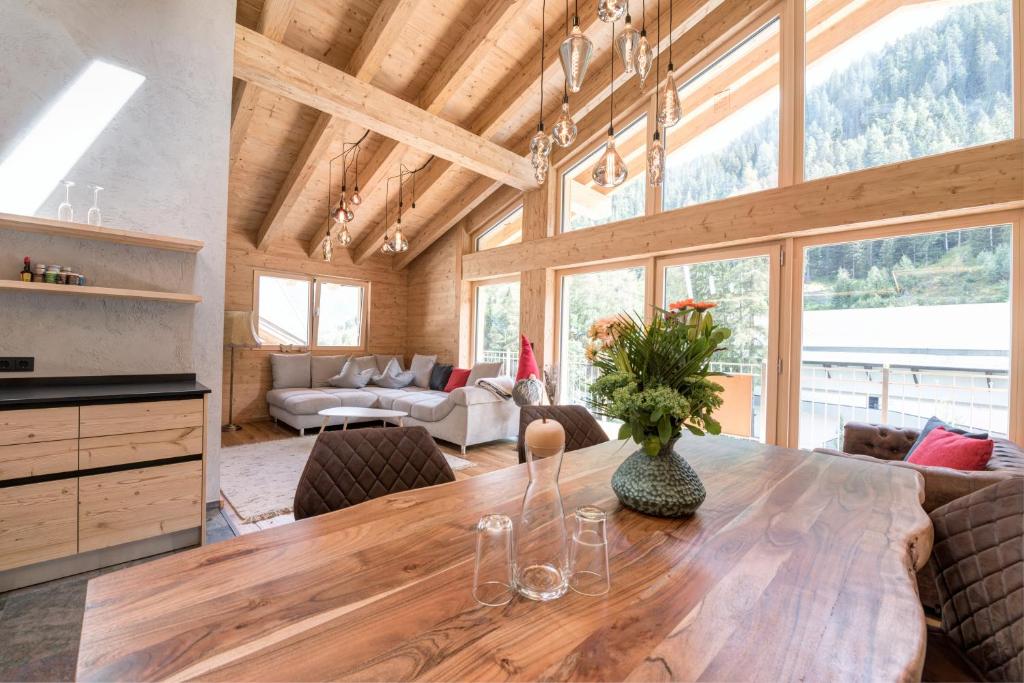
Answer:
[530,0,553,184]
[336,225,353,247]
[592,22,627,188]
[597,0,627,22]
[616,6,640,76]
[635,0,653,89]
[349,149,362,206]
[657,0,681,128]
[559,1,593,93]
[648,0,664,185]
[321,231,333,261]
[551,90,578,147]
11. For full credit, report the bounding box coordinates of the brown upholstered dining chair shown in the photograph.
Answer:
[516,405,610,464]
[923,478,1024,682]
[293,426,455,520]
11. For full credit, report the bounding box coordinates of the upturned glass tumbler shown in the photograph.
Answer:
[569,506,610,596]
[473,514,514,606]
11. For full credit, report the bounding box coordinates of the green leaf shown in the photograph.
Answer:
[704,417,722,435]
[685,423,705,436]
[617,422,632,440]
[650,409,663,424]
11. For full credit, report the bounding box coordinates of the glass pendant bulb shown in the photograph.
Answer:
[551,95,578,148]
[392,227,409,253]
[591,133,627,188]
[647,130,665,186]
[530,124,553,184]
[658,66,682,128]
[616,15,640,76]
[597,0,627,22]
[330,202,344,224]
[349,188,362,206]
[559,19,594,93]
[636,29,654,90]
[321,234,333,261]
[337,225,353,247]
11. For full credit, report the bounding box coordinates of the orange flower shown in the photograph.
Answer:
[668,298,694,311]
[692,301,717,311]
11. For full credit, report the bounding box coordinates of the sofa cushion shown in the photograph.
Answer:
[374,354,404,373]
[444,368,471,392]
[907,427,993,471]
[268,389,341,415]
[311,355,348,388]
[906,416,988,460]
[320,388,379,408]
[329,360,375,389]
[467,361,503,386]
[371,359,416,388]
[409,354,437,389]
[429,363,454,391]
[270,353,311,389]
[392,391,456,422]
[352,355,378,374]
[362,387,415,409]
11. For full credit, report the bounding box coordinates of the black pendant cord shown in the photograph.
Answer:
[609,21,615,136]
[667,0,673,72]
[538,0,547,131]
[654,0,661,140]
[641,0,646,33]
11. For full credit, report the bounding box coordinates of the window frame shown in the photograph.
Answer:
[470,275,521,367]
[473,205,525,252]
[252,269,370,352]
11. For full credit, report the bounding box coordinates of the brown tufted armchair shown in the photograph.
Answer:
[815,421,1024,513]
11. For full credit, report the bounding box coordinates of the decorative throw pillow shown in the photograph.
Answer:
[352,355,378,374]
[328,361,374,389]
[311,355,348,388]
[374,354,404,373]
[466,361,503,386]
[429,364,454,391]
[371,359,416,388]
[906,427,994,471]
[408,354,437,389]
[270,352,311,389]
[516,334,541,381]
[905,416,988,460]
[444,368,472,392]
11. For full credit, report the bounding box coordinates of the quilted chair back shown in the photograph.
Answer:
[517,405,610,464]
[294,426,455,520]
[929,477,1024,682]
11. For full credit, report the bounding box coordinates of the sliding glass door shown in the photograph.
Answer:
[657,246,779,442]
[793,222,1014,450]
[558,264,647,407]
[473,279,520,376]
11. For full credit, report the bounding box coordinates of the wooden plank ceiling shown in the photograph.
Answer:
[229,0,729,268]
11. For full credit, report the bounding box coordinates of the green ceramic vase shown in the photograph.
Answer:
[611,438,706,517]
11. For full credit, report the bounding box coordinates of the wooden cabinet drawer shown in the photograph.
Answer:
[0,480,78,571]
[80,399,204,438]
[0,407,78,446]
[0,439,78,481]
[79,460,202,552]
[79,427,203,469]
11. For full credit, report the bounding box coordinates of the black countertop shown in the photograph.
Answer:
[0,374,211,409]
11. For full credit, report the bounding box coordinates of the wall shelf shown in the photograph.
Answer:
[0,281,202,304]
[0,212,204,253]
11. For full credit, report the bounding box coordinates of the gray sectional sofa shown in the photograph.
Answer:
[265,353,519,453]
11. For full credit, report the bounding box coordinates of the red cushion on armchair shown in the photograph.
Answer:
[907,427,993,471]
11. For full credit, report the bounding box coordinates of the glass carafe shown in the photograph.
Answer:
[514,419,569,601]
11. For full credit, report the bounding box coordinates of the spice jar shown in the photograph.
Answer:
[44,265,60,284]
[60,266,72,285]
[66,272,80,286]
[33,264,46,283]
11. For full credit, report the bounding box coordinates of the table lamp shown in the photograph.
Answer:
[223,310,262,432]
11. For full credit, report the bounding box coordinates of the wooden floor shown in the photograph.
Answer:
[219,419,519,534]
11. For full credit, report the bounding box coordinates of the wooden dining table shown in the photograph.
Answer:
[76,435,933,682]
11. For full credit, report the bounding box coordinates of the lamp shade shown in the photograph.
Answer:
[224,310,261,348]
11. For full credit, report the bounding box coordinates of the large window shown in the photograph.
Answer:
[561,116,647,232]
[474,279,521,376]
[796,223,1013,450]
[559,265,647,406]
[664,18,781,211]
[661,251,774,441]
[804,0,1014,180]
[255,271,367,350]
[476,206,523,251]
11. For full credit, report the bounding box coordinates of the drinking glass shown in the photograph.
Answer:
[57,180,74,222]
[473,513,514,606]
[87,185,103,226]
[569,506,610,596]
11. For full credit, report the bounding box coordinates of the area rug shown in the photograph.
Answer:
[220,435,475,524]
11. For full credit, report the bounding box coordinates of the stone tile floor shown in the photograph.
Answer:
[0,507,236,682]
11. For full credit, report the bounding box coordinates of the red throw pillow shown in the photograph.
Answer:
[906,426,993,471]
[516,334,541,381]
[444,368,471,392]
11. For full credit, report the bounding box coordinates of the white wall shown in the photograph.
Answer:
[0,0,233,501]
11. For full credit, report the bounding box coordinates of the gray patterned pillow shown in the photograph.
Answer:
[371,359,416,388]
[329,360,375,389]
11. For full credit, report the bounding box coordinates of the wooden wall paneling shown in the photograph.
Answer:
[233,26,538,190]
[0,407,78,446]
[405,230,461,365]
[0,480,78,572]
[519,269,555,371]
[457,223,474,368]
[229,0,297,171]
[462,140,1024,279]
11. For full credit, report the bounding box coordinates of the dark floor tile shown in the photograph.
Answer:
[0,574,89,682]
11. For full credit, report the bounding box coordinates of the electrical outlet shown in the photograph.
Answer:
[0,357,34,372]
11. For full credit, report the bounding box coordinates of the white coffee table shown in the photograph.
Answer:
[317,406,408,434]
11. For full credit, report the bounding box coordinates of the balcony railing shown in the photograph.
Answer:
[478,349,519,378]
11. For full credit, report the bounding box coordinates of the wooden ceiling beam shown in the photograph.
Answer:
[234,25,537,187]
[253,0,421,251]
[229,0,296,172]
[314,0,528,259]
[461,140,1024,278]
